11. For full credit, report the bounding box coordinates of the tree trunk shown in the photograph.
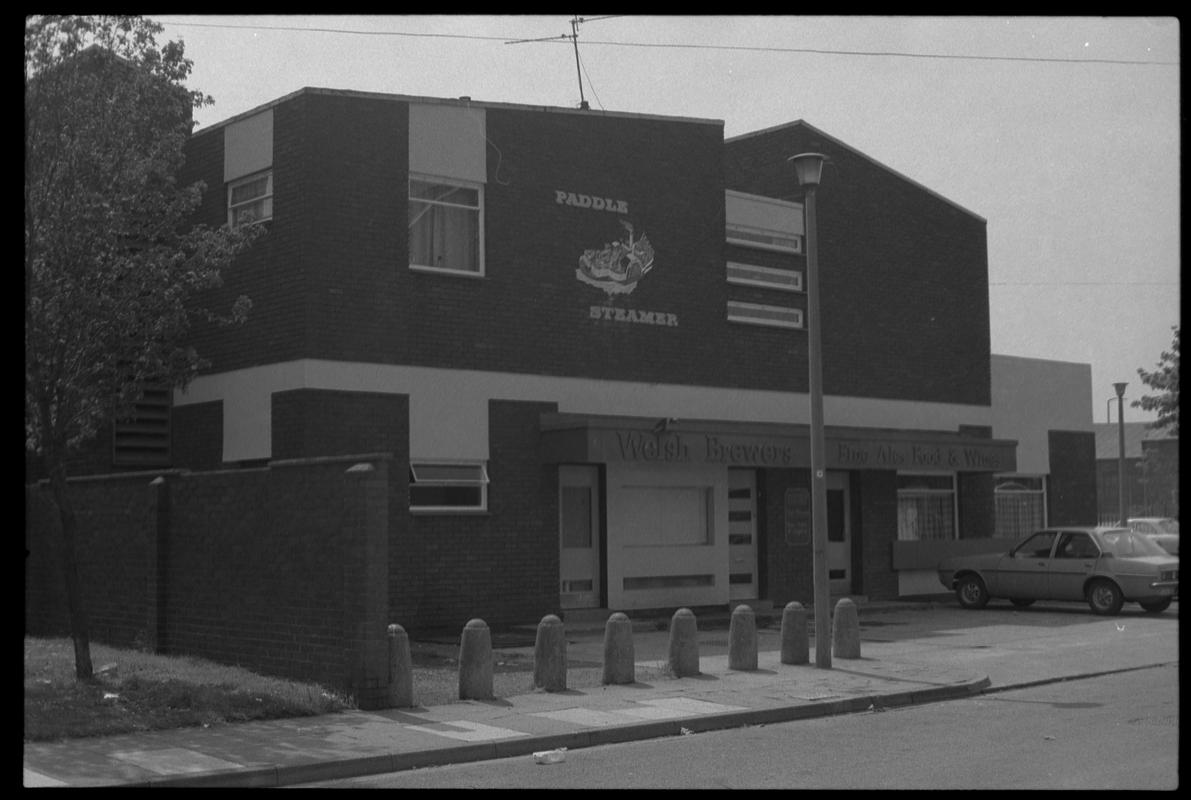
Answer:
[46,456,93,681]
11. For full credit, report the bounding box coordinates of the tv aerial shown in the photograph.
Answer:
[506,16,616,110]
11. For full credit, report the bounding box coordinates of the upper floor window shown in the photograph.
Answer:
[228,170,273,228]
[408,176,483,276]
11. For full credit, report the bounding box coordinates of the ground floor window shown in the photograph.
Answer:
[994,475,1047,539]
[896,473,956,541]
[409,461,489,512]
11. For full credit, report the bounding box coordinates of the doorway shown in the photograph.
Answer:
[827,471,851,595]
[559,465,601,609]
[728,469,759,601]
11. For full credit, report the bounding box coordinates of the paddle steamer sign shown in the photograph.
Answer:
[558,188,680,327]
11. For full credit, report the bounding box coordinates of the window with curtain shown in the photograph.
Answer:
[227,170,273,228]
[896,473,956,541]
[993,475,1047,539]
[408,176,482,275]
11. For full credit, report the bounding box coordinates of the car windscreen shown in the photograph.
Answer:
[1098,529,1171,557]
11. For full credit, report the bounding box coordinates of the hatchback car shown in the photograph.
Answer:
[937,526,1179,616]
[1128,517,1179,556]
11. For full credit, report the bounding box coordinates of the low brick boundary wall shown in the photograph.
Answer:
[25,454,393,705]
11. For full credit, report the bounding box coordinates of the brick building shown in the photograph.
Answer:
[1094,422,1179,522]
[37,88,1098,633]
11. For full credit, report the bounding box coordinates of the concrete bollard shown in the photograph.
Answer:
[602,612,635,685]
[728,604,758,671]
[458,618,494,700]
[387,624,414,708]
[667,607,700,677]
[831,598,861,659]
[533,614,567,692]
[781,601,809,665]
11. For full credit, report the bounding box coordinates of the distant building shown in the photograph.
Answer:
[1094,421,1179,522]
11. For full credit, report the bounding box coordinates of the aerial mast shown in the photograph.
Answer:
[570,16,588,110]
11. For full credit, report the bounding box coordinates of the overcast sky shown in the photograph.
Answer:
[150,15,1180,425]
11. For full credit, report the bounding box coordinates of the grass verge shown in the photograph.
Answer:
[24,638,354,742]
[25,636,671,742]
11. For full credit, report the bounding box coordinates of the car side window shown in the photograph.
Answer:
[1016,531,1057,558]
[1056,533,1098,559]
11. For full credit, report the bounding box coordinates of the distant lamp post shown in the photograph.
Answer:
[789,151,831,669]
[1113,382,1128,526]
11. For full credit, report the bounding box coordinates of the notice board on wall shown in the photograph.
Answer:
[784,487,811,545]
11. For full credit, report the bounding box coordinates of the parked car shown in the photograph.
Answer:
[937,526,1179,616]
[1127,517,1179,556]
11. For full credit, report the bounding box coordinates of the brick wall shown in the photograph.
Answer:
[186,93,935,396]
[1048,430,1098,525]
[25,475,159,647]
[271,389,408,461]
[181,98,308,374]
[172,400,223,470]
[25,456,394,702]
[958,472,995,539]
[393,399,559,634]
[725,125,992,407]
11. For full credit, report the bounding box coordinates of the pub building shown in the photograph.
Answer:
[94,89,1096,628]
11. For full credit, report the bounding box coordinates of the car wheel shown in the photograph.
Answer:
[1139,598,1172,614]
[1009,598,1035,608]
[956,574,989,609]
[1086,579,1124,616]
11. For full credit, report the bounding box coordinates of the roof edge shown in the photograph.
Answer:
[192,87,725,137]
[728,119,986,223]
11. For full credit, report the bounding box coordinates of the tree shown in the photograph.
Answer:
[25,15,263,680]
[1133,325,1179,436]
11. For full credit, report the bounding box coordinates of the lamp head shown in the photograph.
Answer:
[788,152,828,187]
[1113,382,1128,399]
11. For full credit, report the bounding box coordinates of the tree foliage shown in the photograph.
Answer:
[25,15,263,679]
[1133,325,1179,436]
[26,15,261,458]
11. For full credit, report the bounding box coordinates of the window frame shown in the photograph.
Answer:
[726,261,803,293]
[725,223,803,254]
[409,460,490,513]
[896,472,958,542]
[407,173,485,278]
[726,300,804,330]
[994,474,1048,539]
[227,169,273,229]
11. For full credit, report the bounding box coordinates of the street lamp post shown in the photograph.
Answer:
[789,152,831,669]
[1113,382,1128,525]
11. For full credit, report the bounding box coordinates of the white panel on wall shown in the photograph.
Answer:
[409,103,487,183]
[176,359,1000,465]
[725,190,803,236]
[224,109,274,183]
[991,354,1093,474]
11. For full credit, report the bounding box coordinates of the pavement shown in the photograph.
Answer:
[21,598,1169,788]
